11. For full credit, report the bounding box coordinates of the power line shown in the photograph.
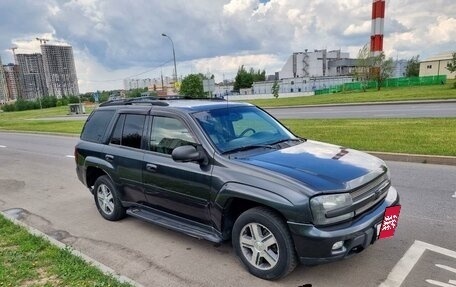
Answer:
[79,59,173,83]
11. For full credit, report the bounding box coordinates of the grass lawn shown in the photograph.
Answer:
[249,80,456,107]
[0,106,86,134]
[0,215,132,287]
[282,118,456,156]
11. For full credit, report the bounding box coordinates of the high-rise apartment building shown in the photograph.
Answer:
[16,53,48,100]
[41,44,79,98]
[3,63,22,101]
[0,56,9,103]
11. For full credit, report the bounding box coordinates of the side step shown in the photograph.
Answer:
[126,207,223,243]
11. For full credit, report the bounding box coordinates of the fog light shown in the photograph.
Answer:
[332,241,344,250]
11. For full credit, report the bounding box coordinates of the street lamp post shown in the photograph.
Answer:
[161,33,178,84]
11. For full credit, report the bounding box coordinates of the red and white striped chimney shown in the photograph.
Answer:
[371,0,385,56]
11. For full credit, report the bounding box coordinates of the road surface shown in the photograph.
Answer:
[0,132,455,287]
[267,102,456,119]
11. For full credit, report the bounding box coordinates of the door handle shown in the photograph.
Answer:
[105,154,114,161]
[146,163,157,172]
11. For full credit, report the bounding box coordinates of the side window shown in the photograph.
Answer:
[110,114,126,145]
[108,114,145,148]
[121,114,146,149]
[81,110,115,143]
[150,117,196,155]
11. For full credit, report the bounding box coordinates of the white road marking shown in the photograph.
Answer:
[379,241,456,287]
[435,264,456,274]
[426,280,456,287]
[452,191,456,198]
[426,264,456,287]
[65,155,75,158]
[0,145,6,148]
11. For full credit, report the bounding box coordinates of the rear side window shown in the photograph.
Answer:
[109,114,145,149]
[81,110,115,143]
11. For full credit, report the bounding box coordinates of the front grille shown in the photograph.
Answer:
[350,173,390,216]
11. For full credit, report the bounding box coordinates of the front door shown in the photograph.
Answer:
[142,115,212,224]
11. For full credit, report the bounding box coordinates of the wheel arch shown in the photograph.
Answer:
[214,182,295,240]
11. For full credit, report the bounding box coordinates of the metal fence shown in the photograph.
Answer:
[314,75,447,95]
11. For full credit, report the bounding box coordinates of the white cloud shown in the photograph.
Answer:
[1,0,455,92]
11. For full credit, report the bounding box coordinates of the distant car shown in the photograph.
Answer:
[75,98,400,279]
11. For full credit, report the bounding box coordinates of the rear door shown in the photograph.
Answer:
[142,113,212,224]
[104,112,148,204]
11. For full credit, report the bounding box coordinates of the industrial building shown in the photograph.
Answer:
[16,53,48,100]
[278,49,357,79]
[419,52,456,78]
[41,44,79,98]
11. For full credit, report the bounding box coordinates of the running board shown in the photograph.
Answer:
[126,207,223,243]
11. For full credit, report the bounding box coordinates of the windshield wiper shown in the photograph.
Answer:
[222,144,277,155]
[268,137,306,146]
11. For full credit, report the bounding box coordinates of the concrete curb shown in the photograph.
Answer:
[367,151,456,166]
[0,212,145,287]
[264,99,456,109]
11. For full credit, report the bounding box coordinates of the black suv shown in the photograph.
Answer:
[75,98,400,279]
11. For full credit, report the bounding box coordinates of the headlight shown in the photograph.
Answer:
[310,193,354,225]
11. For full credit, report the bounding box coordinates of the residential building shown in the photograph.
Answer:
[0,56,9,103]
[279,49,356,79]
[16,53,48,100]
[41,44,79,98]
[419,52,456,78]
[3,63,22,101]
[124,76,173,91]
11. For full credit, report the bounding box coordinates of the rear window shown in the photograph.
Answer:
[81,110,115,143]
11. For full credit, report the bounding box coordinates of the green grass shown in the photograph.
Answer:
[0,214,132,287]
[0,106,87,134]
[249,80,456,107]
[282,118,456,156]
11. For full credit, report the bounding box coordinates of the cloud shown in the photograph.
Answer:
[1,0,455,92]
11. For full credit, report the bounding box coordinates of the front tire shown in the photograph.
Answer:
[93,175,126,221]
[232,207,297,280]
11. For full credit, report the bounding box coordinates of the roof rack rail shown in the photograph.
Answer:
[99,97,169,107]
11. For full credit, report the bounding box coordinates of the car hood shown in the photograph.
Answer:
[235,140,387,193]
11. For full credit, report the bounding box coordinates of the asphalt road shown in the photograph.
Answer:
[267,102,456,119]
[0,132,455,287]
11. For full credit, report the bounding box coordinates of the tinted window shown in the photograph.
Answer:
[81,110,115,143]
[110,114,125,145]
[121,114,145,149]
[150,117,196,155]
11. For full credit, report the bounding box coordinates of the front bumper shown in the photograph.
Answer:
[288,186,399,265]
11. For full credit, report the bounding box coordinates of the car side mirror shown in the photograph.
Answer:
[172,145,207,164]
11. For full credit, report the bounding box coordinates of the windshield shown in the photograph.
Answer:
[193,106,297,153]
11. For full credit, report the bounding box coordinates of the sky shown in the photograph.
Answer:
[0,0,455,93]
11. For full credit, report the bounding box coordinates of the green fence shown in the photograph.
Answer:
[315,75,447,95]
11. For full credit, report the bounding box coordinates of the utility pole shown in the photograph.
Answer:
[161,33,178,85]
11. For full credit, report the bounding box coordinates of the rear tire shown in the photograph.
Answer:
[232,207,297,280]
[93,175,126,221]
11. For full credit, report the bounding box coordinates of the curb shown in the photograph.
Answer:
[264,99,456,109]
[0,212,144,287]
[366,151,456,166]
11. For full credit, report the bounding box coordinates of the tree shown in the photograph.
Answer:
[355,44,394,91]
[446,52,456,88]
[406,55,420,77]
[272,80,280,98]
[355,44,372,92]
[180,74,205,98]
[372,52,394,90]
[233,65,266,92]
